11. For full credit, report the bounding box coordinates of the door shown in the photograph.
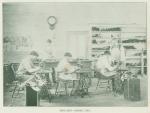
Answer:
[66,31,89,59]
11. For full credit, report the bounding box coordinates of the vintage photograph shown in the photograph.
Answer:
[3,2,147,107]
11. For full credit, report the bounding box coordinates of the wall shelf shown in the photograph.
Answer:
[89,24,147,75]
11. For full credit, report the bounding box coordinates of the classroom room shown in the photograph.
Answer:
[3,2,147,107]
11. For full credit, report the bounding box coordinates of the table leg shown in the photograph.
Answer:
[55,82,59,95]
[64,82,68,96]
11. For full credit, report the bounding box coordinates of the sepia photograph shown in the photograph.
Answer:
[2,2,148,107]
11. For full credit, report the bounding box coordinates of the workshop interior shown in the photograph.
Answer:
[3,2,147,107]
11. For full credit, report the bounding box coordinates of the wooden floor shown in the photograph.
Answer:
[4,77,148,107]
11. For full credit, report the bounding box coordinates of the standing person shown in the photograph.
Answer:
[111,39,125,67]
[39,39,56,86]
[40,39,55,60]
[111,40,126,94]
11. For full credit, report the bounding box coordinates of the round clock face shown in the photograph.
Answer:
[47,16,57,25]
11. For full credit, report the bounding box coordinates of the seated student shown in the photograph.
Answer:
[95,51,118,78]
[17,50,40,85]
[56,52,78,81]
[56,52,79,95]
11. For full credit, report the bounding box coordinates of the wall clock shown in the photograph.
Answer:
[47,16,57,30]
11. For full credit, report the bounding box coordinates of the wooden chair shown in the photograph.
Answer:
[10,63,22,98]
[4,64,16,86]
[95,71,114,92]
[55,72,75,96]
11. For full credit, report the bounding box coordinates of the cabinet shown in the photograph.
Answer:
[124,78,141,101]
